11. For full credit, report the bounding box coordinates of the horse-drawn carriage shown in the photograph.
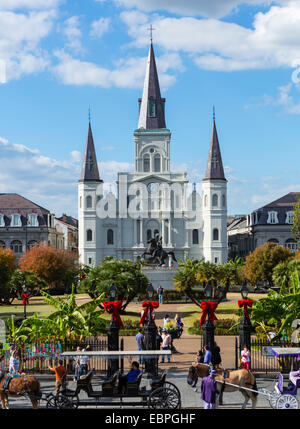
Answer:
[187,346,300,409]
[45,350,181,409]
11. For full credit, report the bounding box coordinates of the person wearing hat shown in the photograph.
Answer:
[160,329,171,363]
[201,369,219,409]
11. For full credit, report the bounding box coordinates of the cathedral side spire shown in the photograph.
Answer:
[79,121,101,182]
[204,113,226,181]
[138,41,166,130]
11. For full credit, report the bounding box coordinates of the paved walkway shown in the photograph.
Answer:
[118,302,237,372]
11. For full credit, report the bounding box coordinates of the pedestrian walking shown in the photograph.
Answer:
[160,329,171,363]
[48,359,67,394]
[212,342,222,369]
[9,350,20,375]
[203,345,212,365]
[79,345,90,377]
[157,285,164,304]
[241,345,251,370]
[135,328,145,364]
[201,369,218,409]
[73,346,81,381]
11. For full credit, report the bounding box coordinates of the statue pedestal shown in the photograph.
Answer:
[141,266,177,290]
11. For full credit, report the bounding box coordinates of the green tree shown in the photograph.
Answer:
[216,257,245,303]
[291,195,300,249]
[78,256,149,311]
[40,285,106,340]
[8,269,46,298]
[173,256,201,306]
[272,259,300,294]
[0,248,16,305]
[244,242,292,286]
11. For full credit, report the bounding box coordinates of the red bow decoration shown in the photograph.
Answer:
[81,274,86,280]
[21,293,30,306]
[200,300,218,326]
[238,299,253,321]
[103,300,124,328]
[139,301,159,326]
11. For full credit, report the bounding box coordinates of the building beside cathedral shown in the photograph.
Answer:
[78,41,228,268]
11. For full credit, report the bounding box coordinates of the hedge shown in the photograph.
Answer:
[187,318,239,335]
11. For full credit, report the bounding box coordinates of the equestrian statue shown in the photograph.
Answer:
[141,234,177,266]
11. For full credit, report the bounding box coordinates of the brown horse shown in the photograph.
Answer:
[0,375,42,409]
[187,363,258,409]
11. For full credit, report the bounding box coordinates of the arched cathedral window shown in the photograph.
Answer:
[154,154,161,172]
[86,196,92,209]
[192,229,199,245]
[143,154,150,172]
[107,229,114,245]
[87,229,93,242]
[212,194,218,207]
[213,228,219,241]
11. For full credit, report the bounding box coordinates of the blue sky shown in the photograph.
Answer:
[1,0,300,218]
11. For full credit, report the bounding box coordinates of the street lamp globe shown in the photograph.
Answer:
[204,283,212,299]
[240,283,249,300]
[109,283,117,299]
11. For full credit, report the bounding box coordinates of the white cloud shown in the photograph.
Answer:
[0,8,57,81]
[62,16,83,54]
[90,17,111,39]
[52,49,183,88]
[0,136,135,217]
[0,0,61,10]
[120,3,300,72]
[112,0,273,19]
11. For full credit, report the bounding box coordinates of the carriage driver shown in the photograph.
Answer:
[118,361,141,394]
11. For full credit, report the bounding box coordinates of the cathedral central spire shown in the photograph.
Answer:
[138,41,166,130]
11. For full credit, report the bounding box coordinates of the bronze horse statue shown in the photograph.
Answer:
[141,237,177,266]
[0,374,42,409]
[187,363,258,409]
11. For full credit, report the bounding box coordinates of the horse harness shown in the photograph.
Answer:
[1,374,30,396]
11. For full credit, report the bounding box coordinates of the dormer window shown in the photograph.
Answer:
[148,97,156,117]
[285,211,293,224]
[267,211,278,224]
[28,214,38,226]
[12,214,21,227]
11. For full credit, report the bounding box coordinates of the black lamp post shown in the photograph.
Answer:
[202,282,215,357]
[106,282,119,376]
[239,282,251,352]
[144,282,158,378]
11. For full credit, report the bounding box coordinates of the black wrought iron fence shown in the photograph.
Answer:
[2,339,108,374]
[235,337,299,373]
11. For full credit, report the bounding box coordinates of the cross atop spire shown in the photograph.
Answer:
[79,121,102,182]
[147,24,155,42]
[204,114,226,181]
[137,40,166,130]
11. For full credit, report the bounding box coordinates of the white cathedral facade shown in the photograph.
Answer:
[78,42,228,268]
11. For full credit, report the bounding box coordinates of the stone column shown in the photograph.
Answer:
[139,219,143,246]
[168,218,172,246]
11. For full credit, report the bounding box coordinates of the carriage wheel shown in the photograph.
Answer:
[55,394,77,409]
[164,382,181,408]
[46,395,58,409]
[276,394,299,409]
[260,388,279,409]
[148,387,181,409]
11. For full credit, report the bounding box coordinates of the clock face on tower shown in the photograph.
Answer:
[147,182,159,194]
